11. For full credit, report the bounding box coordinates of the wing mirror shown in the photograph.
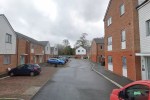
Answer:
[119,90,126,99]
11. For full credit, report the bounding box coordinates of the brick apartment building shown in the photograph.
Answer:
[104,0,141,81]
[0,14,17,74]
[16,33,30,65]
[90,38,104,63]
[16,32,44,64]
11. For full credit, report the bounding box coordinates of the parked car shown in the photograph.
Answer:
[8,64,41,76]
[47,58,65,65]
[110,80,150,100]
[59,57,69,63]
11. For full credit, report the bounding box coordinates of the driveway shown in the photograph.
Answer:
[32,59,118,100]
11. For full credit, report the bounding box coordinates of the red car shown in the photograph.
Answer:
[110,80,150,100]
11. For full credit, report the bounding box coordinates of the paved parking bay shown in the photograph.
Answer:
[0,66,58,100]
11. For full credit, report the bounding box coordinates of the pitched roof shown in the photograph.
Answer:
[39,41,49,46]
[93,38,104,44]
[75,46,90,51]
[0,14,16,35]
[103,0,112,21]
[16,32,41,45]
[137,0,149,9]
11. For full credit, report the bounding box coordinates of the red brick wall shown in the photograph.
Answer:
[17,38,29,65]
[0,55,17,74]
[29,44,44,64]
[104,0,141,81]
[90,41,104,63]
[44,54,51,62]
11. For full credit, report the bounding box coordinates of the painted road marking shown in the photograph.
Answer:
[0,76,10,80]
[91,64,123,88]
[23,86,41,95]
[0,98,24,100]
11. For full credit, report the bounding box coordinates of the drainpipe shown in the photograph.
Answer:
[96,44,98,63]
[16,36,19,66]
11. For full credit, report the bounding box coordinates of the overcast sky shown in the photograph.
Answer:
[0,0,109,47]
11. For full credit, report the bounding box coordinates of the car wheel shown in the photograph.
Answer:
[30,72,34,76]
[10,72,14,76]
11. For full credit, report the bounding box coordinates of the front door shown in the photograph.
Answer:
[108,56,113,71]
[20,56,25,65]
[39,56,43,63]
[147,57,150,79]
[122,57,127,77]
[141,57,147,80]
[34,56,37,64]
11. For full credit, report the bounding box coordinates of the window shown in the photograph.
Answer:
[121,30,126,42]
[146,20,150,36]
[108,56,112,64]
[122,57,127,67]
[108,37,112,45]
[107,17,112,26]
[55,48,57,51]
[5,33,12,43]
[3,55,11,64]
[47,47,48,51]
[120,4,125,15]
[78,50,80,52]
[100,45,103,49]
[31,44,34,49]
[82,50,84,52]
[123,85,149,100]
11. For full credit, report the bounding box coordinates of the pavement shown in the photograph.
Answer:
[0,66,58,100]
[91,62,133,87]
[32,59,118,100]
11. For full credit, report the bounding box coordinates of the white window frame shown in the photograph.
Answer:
[3,55,11,64]
[146,20,150,36]
[107,17,112,26]
[108,37,112,51]
[120,4,125,16]
[108,56,113,64]
[121,30,126,42]
[121,30,126,49]
[108,37,112,46]
[5,33,12,43]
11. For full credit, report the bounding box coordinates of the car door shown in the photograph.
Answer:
[19,64,29,75]
[15,64,25,75]
[123,84,150,100]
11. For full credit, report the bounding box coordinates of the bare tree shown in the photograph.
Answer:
[63,39,70,47]
[74,33,90,47]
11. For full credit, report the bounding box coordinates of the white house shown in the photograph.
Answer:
[39,41,51,61]
[50,46,58,57]
[136,0,150,80]
[75,46,87,59]
[0,14,17,74]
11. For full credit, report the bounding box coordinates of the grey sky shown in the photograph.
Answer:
[0,0,109,47]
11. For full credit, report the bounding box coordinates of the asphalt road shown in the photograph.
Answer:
[32,59,118,100]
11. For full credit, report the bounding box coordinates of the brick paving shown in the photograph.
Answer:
[0,66,58,100]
